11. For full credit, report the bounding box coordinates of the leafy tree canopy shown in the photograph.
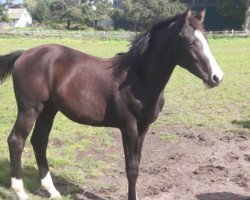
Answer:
[120,0,187,30]
[92,0,113,21]
[24,0,51,23]
[24,0,113,29]
[0,5,8,22]
[49,0,84,28]
[216,0,246,22]
[24,0,187,30]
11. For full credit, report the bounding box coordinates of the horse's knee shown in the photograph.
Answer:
[8,134,17,146]
[126,166,139,180]
[7,134,23,152]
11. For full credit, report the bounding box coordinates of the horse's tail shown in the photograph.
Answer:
[0,50,24,83]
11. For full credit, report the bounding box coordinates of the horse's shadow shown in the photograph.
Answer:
[232,120,250,129]
[0,158,105,200]
[196,192,250,200]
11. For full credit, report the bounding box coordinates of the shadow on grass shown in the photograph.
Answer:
[0,158,105,200]
[196,192,250,200]
[232,120,250,129]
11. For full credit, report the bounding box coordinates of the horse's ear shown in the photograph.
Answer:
[177,9,192,29]
[184,9,192,23]
[195,9,206,23]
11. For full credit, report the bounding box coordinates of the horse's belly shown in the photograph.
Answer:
[53,87,108,125]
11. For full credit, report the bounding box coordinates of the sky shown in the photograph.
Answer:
[0,0,23,4]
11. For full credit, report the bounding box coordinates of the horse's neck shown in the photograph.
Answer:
[139,46,176,98]
[138,26,177,98]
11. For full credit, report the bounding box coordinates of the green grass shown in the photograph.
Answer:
[160,134,178,142]
[0,36,249,199]
[0,37,128,58]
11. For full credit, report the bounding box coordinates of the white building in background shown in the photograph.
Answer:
[7,8,32,28]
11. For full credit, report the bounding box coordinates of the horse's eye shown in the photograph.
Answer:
[191,40,199,47]
[188,41,196,47]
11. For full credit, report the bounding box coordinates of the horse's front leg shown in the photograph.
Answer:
[121,122,141,200]
[137,126,149,164]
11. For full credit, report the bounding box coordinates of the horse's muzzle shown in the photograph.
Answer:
[204,75,223,88]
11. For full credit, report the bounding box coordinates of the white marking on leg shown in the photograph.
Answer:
[136,190,139,200]
[41,172,61,198]
[11,178,29,200]
[194,30,224,82]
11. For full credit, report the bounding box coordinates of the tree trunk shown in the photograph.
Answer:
[244,0,250,31]
[67,20,71,29]
[93,20,97,28]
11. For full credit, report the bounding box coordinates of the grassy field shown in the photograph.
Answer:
[0,36,249,199]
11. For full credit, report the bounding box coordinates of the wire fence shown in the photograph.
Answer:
[206,30,250,37]
[0,29,249,40]
[0,29,133,40]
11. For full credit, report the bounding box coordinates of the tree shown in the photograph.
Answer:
[81,2,95,26]
[63,0,83,28]
[121,0,186,30]
[5,0,14,6]
[0,5,8,22]
[24,0,50,23]
[110,7,123,26]
[243,0,250,30]
[34,0,50,23]
[91,0,113,28]
[216,0,250,30]
[24,0,37,14]
[49,0,92,29]
[216,0,245,22]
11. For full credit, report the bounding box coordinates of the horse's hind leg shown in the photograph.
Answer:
[30,104,60,198]
[8,107,42,200]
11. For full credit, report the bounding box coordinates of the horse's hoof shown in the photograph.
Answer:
[11,178,29,200]
[15,191,29,200]
[50,191,61,199]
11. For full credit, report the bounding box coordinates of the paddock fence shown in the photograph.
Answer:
[0,29,133,40]
[0,29,249,40]
[206,30,250,38]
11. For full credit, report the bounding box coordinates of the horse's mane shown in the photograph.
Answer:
[112,11,204,76]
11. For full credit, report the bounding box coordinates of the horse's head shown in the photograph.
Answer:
[176,9,223,88]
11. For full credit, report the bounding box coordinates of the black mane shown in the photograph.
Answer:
[112,11,204,76]
[112,13,182,76]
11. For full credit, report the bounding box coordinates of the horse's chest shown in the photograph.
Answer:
[127,93,164,124]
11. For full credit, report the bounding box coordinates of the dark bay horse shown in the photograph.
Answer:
[0,9,223,200]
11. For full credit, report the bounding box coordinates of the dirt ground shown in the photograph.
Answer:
[62,124,250,200]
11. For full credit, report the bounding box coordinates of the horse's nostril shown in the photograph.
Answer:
[212,75,219,83]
